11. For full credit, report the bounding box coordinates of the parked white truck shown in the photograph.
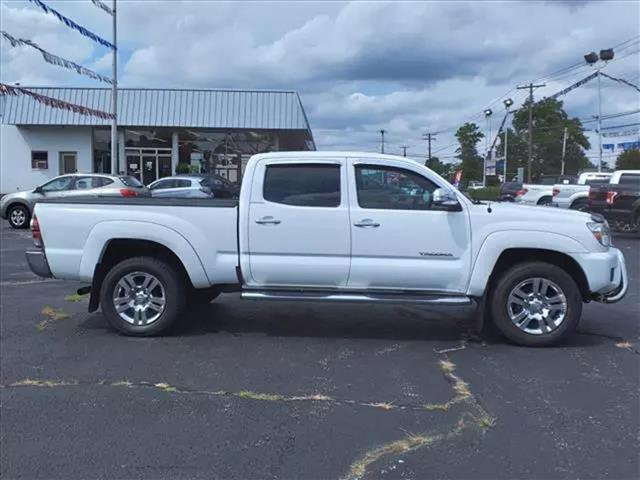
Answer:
[552,172,613,211]
[26,152,627,346]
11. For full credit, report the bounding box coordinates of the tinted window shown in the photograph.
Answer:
[263,164,340,207]
[41,176,73,192]
[174,179,192,188]
[619,173,640,187]
[120,176,144,187]
[355,165,438,210]
[74,176,114,189]
[150,179,174,190]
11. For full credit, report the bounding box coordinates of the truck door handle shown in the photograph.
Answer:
[255,216,281,225]
[354,219,380,228]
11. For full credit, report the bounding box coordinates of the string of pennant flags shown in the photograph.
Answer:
[1,31,114,85]
[27,0,115,50]
[0,83,115,119]
[91,0,114,16]
[0,0,116,120]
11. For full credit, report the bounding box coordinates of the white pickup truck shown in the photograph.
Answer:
[26,152,628,347]
[552,172,612,211]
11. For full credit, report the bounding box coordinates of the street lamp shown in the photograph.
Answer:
[585,47,615,172]
[483,108,493,186]
[502,99,514,182]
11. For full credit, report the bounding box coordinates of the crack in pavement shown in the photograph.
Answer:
[0,340,495,480]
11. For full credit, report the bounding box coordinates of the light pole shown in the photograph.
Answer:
[379,129,386,154]
[483,108,493,186]
[584,48,614,172]
[110,0,118,174]
[502,98,514,182]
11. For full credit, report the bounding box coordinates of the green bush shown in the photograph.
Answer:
[175,162,190,174]
[468,186,500,201]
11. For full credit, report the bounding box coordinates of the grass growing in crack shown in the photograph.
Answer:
[112,380,133,387]
[476,414,497,429]
[236,391,284,401]
[364,402,397,411]
[37,306,72,330]
[9,378,76,388]
[64,293,88,303]
[615,341,633,349]
[438,359,456,374]
[154,382,178,393]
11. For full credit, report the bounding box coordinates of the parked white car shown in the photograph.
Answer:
[26,152,627,347]
[514,183,556,205]
[552,172,612,211]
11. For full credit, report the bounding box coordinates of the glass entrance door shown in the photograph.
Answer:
[142,156,157,185]
[125,148,172,185]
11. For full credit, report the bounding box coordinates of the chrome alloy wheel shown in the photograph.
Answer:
[112,271,166,325]
[10,208,27,227]
[507,278,568,335]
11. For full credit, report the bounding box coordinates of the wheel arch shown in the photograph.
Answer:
[88,238,196,313]
[486,248,590,301]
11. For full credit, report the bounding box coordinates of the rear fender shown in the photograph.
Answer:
[79,221,210,288]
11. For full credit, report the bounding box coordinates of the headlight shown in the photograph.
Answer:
[587,221,611,247]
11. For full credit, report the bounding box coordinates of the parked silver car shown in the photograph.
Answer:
[148,176,212,198]
[0,174,148,228]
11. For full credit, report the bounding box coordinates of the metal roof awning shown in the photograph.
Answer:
[0,87,313,132]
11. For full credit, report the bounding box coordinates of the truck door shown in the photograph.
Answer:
[246,159,351,287]
[346,158,471,293]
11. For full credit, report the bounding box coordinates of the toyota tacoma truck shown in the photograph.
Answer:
[26,152,628,347]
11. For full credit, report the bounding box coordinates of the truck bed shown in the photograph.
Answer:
[35,196,240,287]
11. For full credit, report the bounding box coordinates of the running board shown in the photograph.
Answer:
[241,290,472,305]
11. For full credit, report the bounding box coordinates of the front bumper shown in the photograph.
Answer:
[26,249,53,278]
[572,248,628,303]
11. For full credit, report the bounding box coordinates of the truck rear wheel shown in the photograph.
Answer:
[490,262,582,347]
[100,256,186,336]
[570,199,589,212]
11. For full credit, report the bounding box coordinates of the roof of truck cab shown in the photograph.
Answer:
[251,151,410,161]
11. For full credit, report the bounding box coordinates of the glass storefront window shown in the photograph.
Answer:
[93,128,111,173]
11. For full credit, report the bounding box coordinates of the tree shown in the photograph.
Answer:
[510,98,592,179]
[425,156,446,175]
[615,149,640,170]
[455,122,484,183]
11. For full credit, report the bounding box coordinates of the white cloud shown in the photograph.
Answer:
[1,0,638,159]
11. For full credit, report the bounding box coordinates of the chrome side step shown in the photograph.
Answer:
[241,289,472,305]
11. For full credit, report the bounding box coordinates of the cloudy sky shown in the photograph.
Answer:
[1,0,639,166]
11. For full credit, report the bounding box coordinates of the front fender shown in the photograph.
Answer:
[466,230,589,297]
[79,220,210,288]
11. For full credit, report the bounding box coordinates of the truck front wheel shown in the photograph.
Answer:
[490,262,582,347]
[100,256,186,336]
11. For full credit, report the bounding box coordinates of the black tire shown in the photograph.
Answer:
[570,199,589,212]
[7,204,30,229]
[100,256,186,336]
[190,287,220,304]
[490,262,582,347]
[537,196,553,206]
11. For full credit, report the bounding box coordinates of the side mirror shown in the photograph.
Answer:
[432,188,461,211]
[33,186,44,194]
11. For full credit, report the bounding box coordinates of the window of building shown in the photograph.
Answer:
[31,151,48,170]
[263,164,340,207]
[355,165,438,210]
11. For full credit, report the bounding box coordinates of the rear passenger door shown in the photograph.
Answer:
[246,159,351,287]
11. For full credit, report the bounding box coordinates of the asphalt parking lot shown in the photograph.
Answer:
[1,221,638,480]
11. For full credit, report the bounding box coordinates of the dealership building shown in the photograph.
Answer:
[0,87,315,193]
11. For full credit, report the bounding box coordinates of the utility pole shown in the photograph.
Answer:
[401,146,408,157]
[516,82,545,183]
[379,129,386,154]
[561,127,568,175]
[422,132,436,162]
[110,0,118,174]
[597,70,603,172]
